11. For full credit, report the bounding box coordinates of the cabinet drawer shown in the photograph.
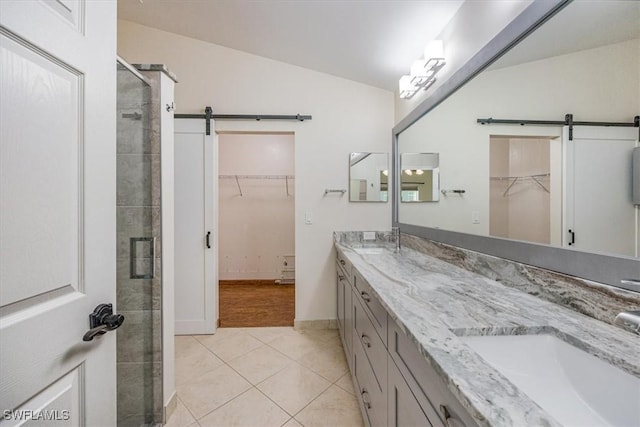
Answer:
[389,320,477,427]
[353,296,387,392]
[353,270,387,345]
[353,336,386,427]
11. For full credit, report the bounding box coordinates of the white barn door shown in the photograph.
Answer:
[564,126,638,257]
[0,1,117,425]
[174,119,218,335]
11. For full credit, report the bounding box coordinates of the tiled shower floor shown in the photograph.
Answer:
[167,327,364,427]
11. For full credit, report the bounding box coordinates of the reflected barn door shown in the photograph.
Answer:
[564,126,638,257]
[0,1,117,425]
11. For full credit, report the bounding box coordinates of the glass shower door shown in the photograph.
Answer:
[116,61,162,426]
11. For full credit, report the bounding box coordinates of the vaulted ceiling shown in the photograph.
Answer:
[118,0,465,91]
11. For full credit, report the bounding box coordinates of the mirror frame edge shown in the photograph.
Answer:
[391,0,640,293]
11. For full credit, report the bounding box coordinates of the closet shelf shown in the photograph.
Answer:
[490,173,550,196]
[219,174,294,196]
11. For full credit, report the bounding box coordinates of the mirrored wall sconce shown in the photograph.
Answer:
[399,40,446,99]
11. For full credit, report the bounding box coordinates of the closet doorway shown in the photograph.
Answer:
[218,132,295,327]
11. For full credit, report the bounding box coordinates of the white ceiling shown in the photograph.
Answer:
[489,1,640,70]
[117,0,465,91]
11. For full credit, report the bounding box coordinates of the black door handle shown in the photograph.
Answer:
[83,303,124,341]
[206,231,211,248]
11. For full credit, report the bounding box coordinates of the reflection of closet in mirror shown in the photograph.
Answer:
[349,152,389,202]
[489,136,559,245]
[400,153,440,202]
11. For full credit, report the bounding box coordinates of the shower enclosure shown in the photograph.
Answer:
[116,59,163,426]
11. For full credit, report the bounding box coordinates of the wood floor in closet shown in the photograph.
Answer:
[218,280,295,327]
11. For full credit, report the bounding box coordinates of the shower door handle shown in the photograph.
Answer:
[130,237,156,279]
[206,231,211,249]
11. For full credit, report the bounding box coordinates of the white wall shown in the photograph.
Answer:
[399,39,640,235]
[118,20,394,322]
[218,133,295,280]
[394,0,532,123]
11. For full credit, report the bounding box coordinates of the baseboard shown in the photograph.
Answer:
[175,320,215,335]
[163,391,177,424]
[294,319,338,330]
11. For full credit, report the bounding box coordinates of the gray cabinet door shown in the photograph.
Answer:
[388,358,434,427]
[344,281,353,363]
[337,268,345,332]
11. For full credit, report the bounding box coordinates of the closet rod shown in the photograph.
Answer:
[219,175,294,180]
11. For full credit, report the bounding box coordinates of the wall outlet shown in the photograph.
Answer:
[305,212,312,225]
[472,211,480,224]
[363,231,376,241]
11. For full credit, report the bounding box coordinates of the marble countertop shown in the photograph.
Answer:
[334,236,639,427]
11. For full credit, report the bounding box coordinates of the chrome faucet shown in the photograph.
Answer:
[614,310,640,335]
[392,226,400,252]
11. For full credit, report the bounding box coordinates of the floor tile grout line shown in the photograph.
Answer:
[289,381,335,420]
[174,394,199,426]
[193,385,256,423]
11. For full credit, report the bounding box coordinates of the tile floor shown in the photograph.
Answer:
[167,327,364,427]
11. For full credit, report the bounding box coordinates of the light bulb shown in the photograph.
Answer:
[382,170,388,176]
[415,169,424,175]
[404,169,413,176]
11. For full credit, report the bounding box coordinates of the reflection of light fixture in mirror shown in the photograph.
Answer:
[399,40,446,99]
[415,169,424,175]
[382,170,389,176]
[399,75,419,99]
[404,169,413,175]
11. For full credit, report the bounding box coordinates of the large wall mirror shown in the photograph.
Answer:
[394,0,639,291]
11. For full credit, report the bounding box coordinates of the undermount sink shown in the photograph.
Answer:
[353,247,384,255]
[461,334,640,426]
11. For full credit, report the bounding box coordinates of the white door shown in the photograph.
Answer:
[564,126,638,256]
[0,1,117,425]
[174,119,217,335]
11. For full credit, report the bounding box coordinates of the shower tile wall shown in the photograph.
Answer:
[116,64,163,426]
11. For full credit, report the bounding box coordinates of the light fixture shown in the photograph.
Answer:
[415,169,424,175]
[399,75,418,99]
[399,40,446,100]
[382,170,389,176]
[404,169,413,176]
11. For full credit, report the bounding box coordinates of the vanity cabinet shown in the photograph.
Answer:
[336,258,353,364]
[336,249,476,427]
[388,357,434,427]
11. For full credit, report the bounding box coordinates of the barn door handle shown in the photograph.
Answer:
[83,304,125,342]
[206,231,211,249]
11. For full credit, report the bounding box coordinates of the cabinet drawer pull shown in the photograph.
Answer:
[360,291,371,302]
[340,259,346,266]
[440,404,454,427]
[361,388,372,409]
[361,333,371,348]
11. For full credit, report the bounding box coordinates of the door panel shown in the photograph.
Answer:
[174,119,217,335]
[0,0,116,424]
[1,32,82,306]
[564,126,638,256]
